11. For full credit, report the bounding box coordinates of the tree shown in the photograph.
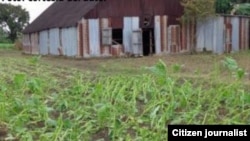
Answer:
[215,0,233,14]
[215,0,250,14]
[234,3,250,15]
[180,0,216,53]
[0,3,29,42]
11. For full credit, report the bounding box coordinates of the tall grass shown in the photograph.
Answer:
[0,56,249,141]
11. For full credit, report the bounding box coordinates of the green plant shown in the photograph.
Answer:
[222,56,246,79]
[171,63,183,73]
[0,53,249,140]
[29,55,41,65]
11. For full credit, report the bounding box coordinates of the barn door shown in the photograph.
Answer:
[154,16,161,54]
[88,19,100,56]
[123,17,139,55]
[102,28,112,45]
[132,30,143,56]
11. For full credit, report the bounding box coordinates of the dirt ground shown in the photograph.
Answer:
[0,49,249,78]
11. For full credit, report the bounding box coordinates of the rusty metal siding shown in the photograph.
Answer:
[161,16,168,53]
[78,18,90,58]
[246,19,249,49]
[85,0,183,28]
[154,15,169,54]
[49,28,60,55]
[88,19,101,57]
[61,27,78,57]
[240,18,249,50]
[181,22,192,52]
[100,18,111,56]
[22,34,31,54]
[78,22,83,57]
[168,25,181,53]
[193,16,250,54]
[39,30,49,55]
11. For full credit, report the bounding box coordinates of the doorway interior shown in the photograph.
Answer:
[112,28,123,45]
[142,28,155,56]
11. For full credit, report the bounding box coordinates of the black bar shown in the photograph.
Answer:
[168,125,250,141]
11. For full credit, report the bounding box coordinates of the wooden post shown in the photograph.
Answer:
[149,30,153,55]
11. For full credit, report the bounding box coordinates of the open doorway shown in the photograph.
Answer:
[112,29,123,45]
[142,28,155,56]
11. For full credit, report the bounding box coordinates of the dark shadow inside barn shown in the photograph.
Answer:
[112,29,123,45]
[249,21,250,50]
[142,28,155,56]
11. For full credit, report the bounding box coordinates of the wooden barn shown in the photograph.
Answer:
[22,0,184,58]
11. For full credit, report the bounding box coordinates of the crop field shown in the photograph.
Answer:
[0,48,250,141]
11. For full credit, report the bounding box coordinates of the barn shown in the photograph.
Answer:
[22,0,185,58]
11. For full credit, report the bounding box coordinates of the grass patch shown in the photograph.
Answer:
[0,51,249,140]
[0,43,14,49]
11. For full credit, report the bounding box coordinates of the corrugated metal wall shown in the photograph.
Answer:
[154,16,162,54]
[39,30,49,55]
[30,33,39,54]
[231,17,240,52]
[85,0,183,28]
[196,18,215,52]
[195,15,249,54]
[214,17,225,54]
[61,27,78,57]
[100,18,112,56]
[37,28,76,56]
[49,28,60,55]
[132,30,143,56]
[168,25,181,53]
[123,17,140,54]
[88,19,101,57]
[196,17,224,53]
[154,15,169,54]
[22,34,31,54]
[81,18,90,57]
[23,15,249,58]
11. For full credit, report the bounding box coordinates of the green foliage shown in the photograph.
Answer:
[181,0,216,53]
[215,0,233,14]
[146,59,168,85]
[0,3,29,42]
[0,56,249,140]
[234,3,250,15]
[215,0,250,15]
[181,0,216,21]
[171,63,183,73]
[29,55,41,65]
[0,43,13,49]
[0,28,11,43]
[222,57,238,71]
[222,56,246,79]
